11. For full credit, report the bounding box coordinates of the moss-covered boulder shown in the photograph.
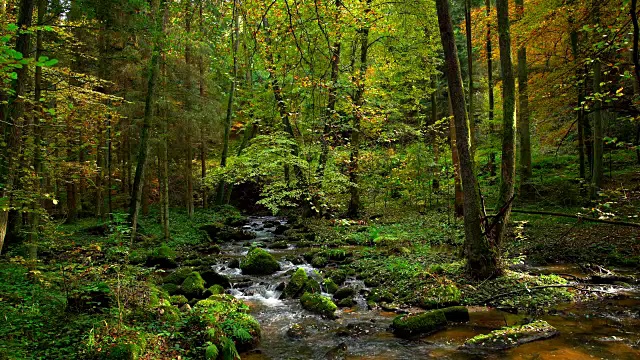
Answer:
[463,320,559,350]
[240,248,280,275]
[419,284,461,309]
[280,268,308,299]
[303,277,321,294]
[170,295,188,306]
[336,298,355,308]
[199,222,225,240]
[181,272,206,298]
[442,306,469,323]
[311,255,328,268]
[163,267,194,285]
[300,292,337,318]
[161,283,180,296]
[391,310,447,338]
[145,245,177,268]
[333,287,355,300]
[324,278,339,294]
[203,285,225,297]
[105,334,147,360]
[199,269,231,288]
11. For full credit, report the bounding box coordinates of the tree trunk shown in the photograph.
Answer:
[494,0,517,247]
[216,0,239,205]
[129,0,164,241]
[590,3,603,198]
[448,92,464,217]
[1,0,35,254]
[431,77,440,191]
[516,0,532,191]
[465,0,476,155]
[570,28,586,179]
[436,0,499,279]
[347,0,371,219]
[630,0,640,164]
[486,0,494,122]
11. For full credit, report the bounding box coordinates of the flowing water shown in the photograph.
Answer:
[214,217,640,359]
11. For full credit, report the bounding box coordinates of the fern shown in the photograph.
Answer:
[219,336,240,360]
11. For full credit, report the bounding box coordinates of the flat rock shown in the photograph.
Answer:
[462,320,559,350]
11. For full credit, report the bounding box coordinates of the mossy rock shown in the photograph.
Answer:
[199,269,231,288]
[274,224,289,234]
[145,245,177,268]
[333,287,355,300]
[300,292,337,318]
[442,306,469,322]
[281,268,308,299]
[463,320,559,350]
[269,240,290,249]
[367,288,394,304]
[311,255,328,268]
[170,295,188,306]
[203,285,225,297]
[391,310,447,338]
[163,267,194,285]
[199,222,226,241]
[181,272,206,298]
[161,283,180,296]
[303,277,321,294]
[324,278,339,294]
[240,248,280,275]
[106,334,147,360]
[327,269,347,285]
[128,249,148,265]
[337,298,355,308]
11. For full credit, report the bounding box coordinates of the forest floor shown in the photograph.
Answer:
[1,151,639,359]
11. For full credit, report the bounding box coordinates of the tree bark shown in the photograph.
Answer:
[486,0,494,122]
[590,4,603,198]
[436,0,499,279]
[448,92,464,217]
[347,0,371,219]
[494,0,517,247]
[570,28,586,179]
[516,0,532,191]
[1,0,36,254]
[630,0,640,164]
[216,0,239,205]
[465,0,476,155]
[129,0,164,241]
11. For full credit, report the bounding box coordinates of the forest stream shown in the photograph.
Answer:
[210,217,640,360]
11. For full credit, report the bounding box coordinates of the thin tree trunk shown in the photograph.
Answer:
[449,93,464,217]
[494,0,517,247]
[347,0,371,219]
[216,0,239,205]
[570,28,586,179]
[431,77,440,191]
[130,0,164,241]
[465,0,476,155]
[590,3,603,198]
[486,0,494,122]
[631,0,640,164]
[0,0,35,254]
[516,0,531,191]
[184,1,194,217]
[199,0,207,208]
[436,0,499,279]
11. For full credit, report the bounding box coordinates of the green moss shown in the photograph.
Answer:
[240,248,280,275]
[464,320,558,349]
[181,272,206,298]
[203,285,225,297]
[163,267,194,285]
[311,255,328,268]
[161,283,180,295]
[170,295,188,306]
[324,278,339,294]
[391,310,447,337]
[441,306,469,322]
[281,268,308,299]
[145,245,177,268]
[106,334,147,360]
[419,284,461,309]
[303,278,321,294]
[333,287,355,300]
[300,292,337,318]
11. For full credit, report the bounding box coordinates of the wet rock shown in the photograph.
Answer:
[281,268,308,299]
[228,258,240,268]
[442,306,470,322]
[240,247,281,275]
[275,282,286,291]
[333,287,355,300]
[199,270,231,288]
[181,272,206,298]
[286,323,309,339]
[274,224,289,235]
[268,240,289,249]
[336,298,355,308]
[324,342,348,360]
[200,222,256,242]
[390,310,447,338]
[462,320,559,350]
[300,292,338,318]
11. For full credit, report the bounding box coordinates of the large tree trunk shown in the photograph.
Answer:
[184,1,194,217]
[486,0,494,122]
[435,0,499,279]
[1,0,36,254]
[631,0,640,164]
[129,0,164,241]
[347,0,371,219]
[494,0,517,247]
[216,0,239,205]
[570,28,586,179]
[448,92,464,217]
[516,0,532,192]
